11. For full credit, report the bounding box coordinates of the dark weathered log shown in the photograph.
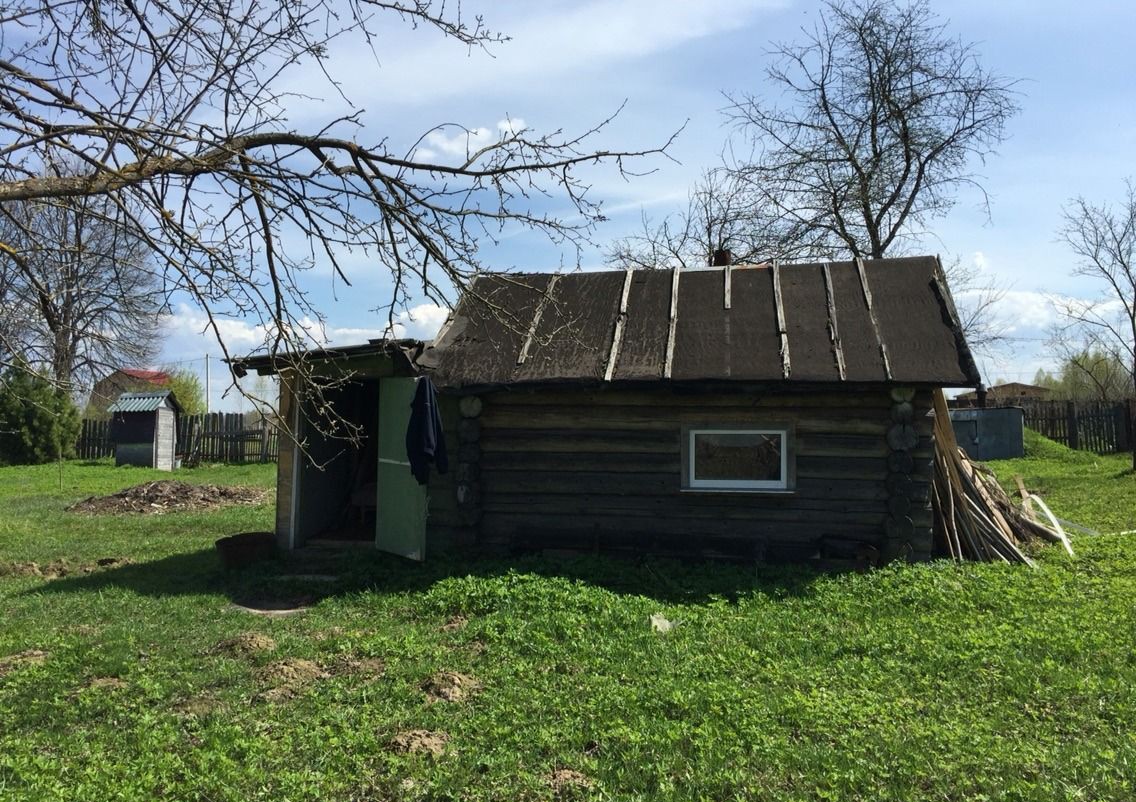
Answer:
[457,443,481,463]
[459,395,483,418]
[885,472,913,496]
[890,401,914,422]
[890,386,916,403]
[887,495,911,516]
[458,418,481,443]
[887,450,915,473]
[886,423,918,451]
[885,515,915,539]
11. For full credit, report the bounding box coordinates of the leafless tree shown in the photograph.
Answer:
[1056,180,1136,467]
[724,0,1019,259]
[0,182,161,394]
[0,0,674,413]
[937,254,1007,357]
[606,168,822,270]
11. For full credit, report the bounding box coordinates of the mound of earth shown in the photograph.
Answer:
[421,671,481,703]
[547,768,594,794]
[67,480,269,515]
[209,633,277,657]
[255,658,329,703]
[388,729,450,757]
[0,649,48,677]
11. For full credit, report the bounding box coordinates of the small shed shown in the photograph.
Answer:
[107,390,182,470]
[234,256,981,566]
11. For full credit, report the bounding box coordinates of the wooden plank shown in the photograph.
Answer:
[481,405,892,434]
[604,268,635,382]
[822,262,847,381]
[855,256,892,380]
[485,388,893,409]
[771,259,791,378]
[663,267,681,379]
[724,263,732,310]
[516,273,560,365]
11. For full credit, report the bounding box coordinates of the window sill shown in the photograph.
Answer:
[680,488,796,496]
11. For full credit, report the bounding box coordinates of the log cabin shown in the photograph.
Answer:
[232,256,980,566]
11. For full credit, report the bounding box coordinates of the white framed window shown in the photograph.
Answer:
[684,428,790,491]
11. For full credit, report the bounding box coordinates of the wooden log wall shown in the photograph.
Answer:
[466,386,936,563]
[883,387,935,561]
[424,395,470,552]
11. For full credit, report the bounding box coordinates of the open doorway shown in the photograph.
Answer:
[292,379,380,545]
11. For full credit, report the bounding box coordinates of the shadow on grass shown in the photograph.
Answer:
[22,543,831,605]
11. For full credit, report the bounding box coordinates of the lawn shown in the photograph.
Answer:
[1,446,1134,802]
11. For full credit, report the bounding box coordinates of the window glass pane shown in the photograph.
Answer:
[693,432,782,482]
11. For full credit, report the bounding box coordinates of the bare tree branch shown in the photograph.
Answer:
[723,0,1019,259]
[0,0,675,429]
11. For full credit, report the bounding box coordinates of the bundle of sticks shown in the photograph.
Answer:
[932,390,1072,565]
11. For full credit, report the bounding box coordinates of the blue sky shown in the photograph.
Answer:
[159,0,1136,410]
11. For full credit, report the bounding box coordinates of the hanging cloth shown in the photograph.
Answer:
[405,376,448,485]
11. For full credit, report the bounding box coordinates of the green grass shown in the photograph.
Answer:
[1,454,1135,801]
[989,430,1136,534]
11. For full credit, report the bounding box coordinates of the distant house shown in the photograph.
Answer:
[233,255,980,566]
[88,369,172,417]
[954,382,1051,408]
[107,390,182,470]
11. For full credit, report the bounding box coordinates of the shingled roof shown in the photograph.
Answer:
[421,256,981,390]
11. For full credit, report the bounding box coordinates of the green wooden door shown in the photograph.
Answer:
[376,377,427,560]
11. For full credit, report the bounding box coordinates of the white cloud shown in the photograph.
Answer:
[385,303,451,339]
[972,251,988,272]
[417,118,528,162]
[297,0,784,110]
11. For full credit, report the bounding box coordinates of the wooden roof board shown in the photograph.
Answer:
[825,260,889,382]
[613,270,671,380]
[779,262,843,382]
[670,269,731,380]
[720,267,783,381]
[865,258,971,384]
[423,256,980,389]
[431,273,553,386]
[514,271,624,382]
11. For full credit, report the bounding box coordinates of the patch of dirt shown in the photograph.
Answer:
[209,633,277,657]
[85,676,128,691]
[421,671,481,703]
[547,769,594,795]
[173,692,220,718]
[331,655,386,679]
[388,729,450,757]
[441,615,468,633]
[255,658,329,703]
[67,480,269,515]
[0,649,48,676]
[0,558,132,580]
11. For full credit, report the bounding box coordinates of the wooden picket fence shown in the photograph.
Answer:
[75,413,279,464]
[1019,399,1134,455]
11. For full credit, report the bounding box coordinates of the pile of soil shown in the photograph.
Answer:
[547,769,594,795]
[209,633,277,657]
[0,557,130,580]
[68,480,269,515]
[388,729,450,757]
[255,658,329,703]
[331,655,386,679]
[421,671,481,703]
[0,649,48,677]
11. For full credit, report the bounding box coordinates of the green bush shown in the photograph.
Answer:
[0,365,81,465]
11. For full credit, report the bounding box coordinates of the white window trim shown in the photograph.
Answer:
[686,427,789,491]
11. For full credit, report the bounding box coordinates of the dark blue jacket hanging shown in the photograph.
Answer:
[405,377,448,485]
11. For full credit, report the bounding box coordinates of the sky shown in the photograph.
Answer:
[155,0,1136,411]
